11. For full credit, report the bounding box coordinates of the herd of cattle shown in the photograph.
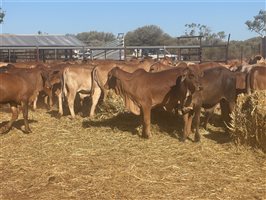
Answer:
[0,55,265,142]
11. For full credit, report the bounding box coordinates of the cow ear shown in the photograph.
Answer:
[52,70,60,75]
[182,68,189,75]
[181,68,189,82]
[181,74,186,82]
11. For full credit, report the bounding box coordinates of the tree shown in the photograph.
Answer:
[184,23,226,44]
[125,25,174,46]
[0,8,5,24]
[245,10,266,37]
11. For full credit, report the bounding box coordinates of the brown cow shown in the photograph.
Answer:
[150,61,224,73]
[149,61,175,72]
[0,68,48,133]
[0,64,16,73]
[6,64,51,110]
[45,63,72,115]
[89,58,155,117]
[104,67,201,139]
[183,66,237,141]
[248,55,265,64]
[246,66,266,94]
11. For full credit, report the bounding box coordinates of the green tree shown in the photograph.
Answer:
[184,23,226,45]
[76,31,115,46]
[125,25,174,46]
[0,8,5,24]
[245,10,266,37]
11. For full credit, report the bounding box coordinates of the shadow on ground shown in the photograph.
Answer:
[0,119,38,134]
[82,108,184,139]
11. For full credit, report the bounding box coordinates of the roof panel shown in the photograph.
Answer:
[0,34,86,47]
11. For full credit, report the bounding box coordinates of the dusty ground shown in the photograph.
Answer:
[0,98,265,200]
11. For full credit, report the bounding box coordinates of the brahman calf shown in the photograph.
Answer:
[104,67,201,140]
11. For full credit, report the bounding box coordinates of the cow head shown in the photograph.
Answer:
[149,62,159,72]
[104,67,120,94]
[181,67,203,93]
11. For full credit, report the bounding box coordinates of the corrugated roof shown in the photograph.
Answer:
[0,34,86,47]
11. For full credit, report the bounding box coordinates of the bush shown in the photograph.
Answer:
[229,91,266,152]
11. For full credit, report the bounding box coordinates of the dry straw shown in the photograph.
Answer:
[229,91,266,152]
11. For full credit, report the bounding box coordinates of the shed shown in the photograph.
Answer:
[0,34,86,62]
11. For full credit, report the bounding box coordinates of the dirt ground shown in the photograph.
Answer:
[0,98,265,200]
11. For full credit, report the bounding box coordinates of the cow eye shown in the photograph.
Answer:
[188,74,194,79]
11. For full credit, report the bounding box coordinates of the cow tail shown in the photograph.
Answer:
[246,69,251,95]
[91,67,98,96]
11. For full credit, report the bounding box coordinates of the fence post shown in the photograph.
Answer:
[262,36,266,59]
[225,34,231,64]
[8,49,10,62]
[36,47,39,62]
[124,47,126,60]
[199,37,202,63]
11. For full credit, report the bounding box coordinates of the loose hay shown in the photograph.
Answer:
[1,92,266,200]
[229,91,266,152]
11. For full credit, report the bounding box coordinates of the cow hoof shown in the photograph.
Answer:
[0,125,12,134]
[0,127,11,134]
[180,137,187,142]
[23,127,32,134]
[142,134,151,139]
[56,114,61,119]
[67,116,75,120]
[194,136,201,142]
[24,130,32,134]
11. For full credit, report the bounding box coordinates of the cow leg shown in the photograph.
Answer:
[181,113,188,141]
[203,107,215,130]
[21,101,31,133]
[89,87,101,117]
[48,89,54,109]
[220,99,231,126]
[57,91,63,116]
[33,97,38,110]
[0,104,19,134]
[44,95,48,105]
[141,106,152,139]
[43,86,53,109]
[67,92,76,118]
[181,111,193,142]
[194,106,201,142]
[44,92,53,110]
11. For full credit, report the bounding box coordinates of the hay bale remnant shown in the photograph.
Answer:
[229,91,266,152]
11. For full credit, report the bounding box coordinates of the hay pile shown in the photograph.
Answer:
[229,91,266,152]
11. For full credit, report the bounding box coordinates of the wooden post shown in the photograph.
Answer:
[199,36,202,63]
[8,49,10,62]
[36,47,39,62]
[70,49,73,60]
[90,49,93,60]
[225,34,231,64]
[42,49,46,62]
[55,49,57,60]
[262,36,266,59]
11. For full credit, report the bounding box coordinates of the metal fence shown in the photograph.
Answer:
[0,34,232,63]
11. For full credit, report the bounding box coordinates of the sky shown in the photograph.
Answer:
[0,0,265,41]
